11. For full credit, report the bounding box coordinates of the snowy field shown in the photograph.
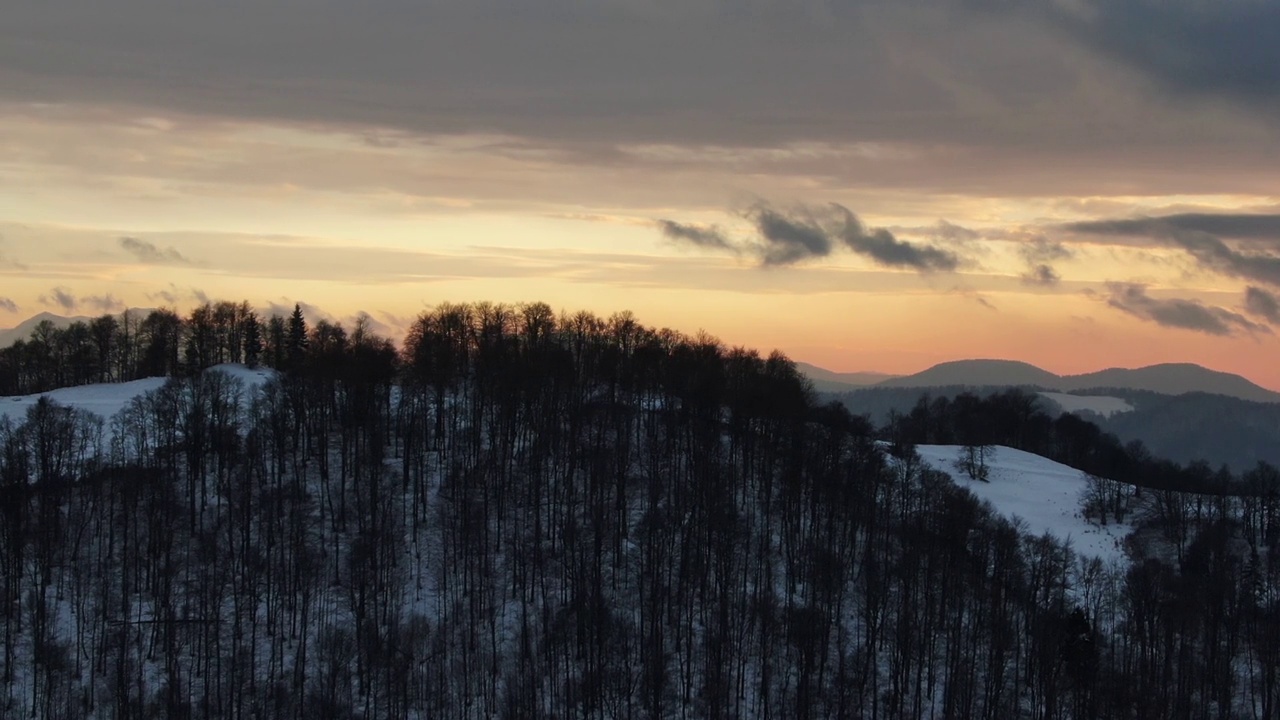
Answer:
[1038,391,1133,418]
[915,444,1130,564]
[0,363,274,425]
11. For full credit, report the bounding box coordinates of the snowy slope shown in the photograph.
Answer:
[1038,391,1133,418]
[0,364,275,425]
[914,444,1130,564]
[1,377,167,424]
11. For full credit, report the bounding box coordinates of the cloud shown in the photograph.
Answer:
[263,299,334,323]
[732,202,960,270]
[1067,213,1280,241]
[1044,1,1280,104]
[1022,264,1061,287]
[1245,286,1280,324]
[82,293,124,312]
[146,284,208,306]
[1067,214,1280,287]
[0,297,17,313]
[657,219,735,252]
[39,286,78,311]
[931,220,982,246]
[830,205,960,272]
[1103,282,1270,336]
[4,0,1274,179]
[119,237,192,265]
[1169,230,1280,287]
[748,205,834,266]
[1018,236,1072,286]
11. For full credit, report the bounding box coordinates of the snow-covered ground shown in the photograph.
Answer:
[1038,391,1133,418]
[1,376,167,424]
[0,363,275,425]
[914,444,1130,564]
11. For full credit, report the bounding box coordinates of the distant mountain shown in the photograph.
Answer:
[795,362,900,393]
[0,309,156,350]
[868,358,1280,404]
[0,311,95,348]
[1061,363,1280,403]
[875,359,1061,390]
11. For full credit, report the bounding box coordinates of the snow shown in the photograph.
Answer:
[1038,391,1133,418]
[205,362,275,390]
[914,444,1131,564]
[0,364,275,425]
[1,376,167,424]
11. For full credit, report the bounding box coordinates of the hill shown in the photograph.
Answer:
[794,361,899,393]
[913,444,1130,563]
[864,358,1280,403]
[0,311,95,347]
[874,359,1062,389]
[1062,363,1280,403]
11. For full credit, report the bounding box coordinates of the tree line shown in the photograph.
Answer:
[0,301,305,395]
[881,389,1270,495]
[2,300,1279,718]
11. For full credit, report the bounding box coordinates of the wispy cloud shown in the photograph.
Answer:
[1067,214,1280,287]
[1245,286,1280,324]
[657,219,735,252]
[1103,282,1270,336]
[39,286,78,311]
[1019,236,1072,286]
[1068,213,1280,241]
[680,202,963,271]
[748,205,834,266]
[830,205,960,272]
[0,297,17,313]
[119,236,193,265]
[82,293,124,312]
[1022,264,1061,287]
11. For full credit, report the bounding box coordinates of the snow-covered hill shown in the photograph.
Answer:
[1038,391,1133,418]
[0,363,274,425]
[914,444,1131,564]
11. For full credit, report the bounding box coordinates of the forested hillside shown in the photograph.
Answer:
[2,302,1280,719]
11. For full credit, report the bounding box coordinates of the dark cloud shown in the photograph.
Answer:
[1067,213,1280,241]
[748,206,833,266]
[1049,1,1280,103]
[1022,264,1061,287]
[830,205,960,272]
[119,237,192,265]
[853,228,959,272]
[657,220,735,252]
[1068,214,1280,286]
[0,297,17,313]
[2,0,1273,171]
[39,286,78,311]
[735,202,960,270]
[1103,282,1269,336]
[1173,230,1280,287]
[1245,286,1280,324]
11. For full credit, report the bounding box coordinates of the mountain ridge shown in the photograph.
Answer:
[804,357,1280,403]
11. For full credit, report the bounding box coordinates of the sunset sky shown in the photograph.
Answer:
[3,1,1280,387]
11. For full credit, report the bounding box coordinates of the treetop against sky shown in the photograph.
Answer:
[3,0,1280,386]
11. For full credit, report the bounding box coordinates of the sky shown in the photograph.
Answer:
[3,0,1280,387]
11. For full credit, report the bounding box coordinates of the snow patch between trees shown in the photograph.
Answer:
[1038,391,1133,418]
[915,444,1132,565]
